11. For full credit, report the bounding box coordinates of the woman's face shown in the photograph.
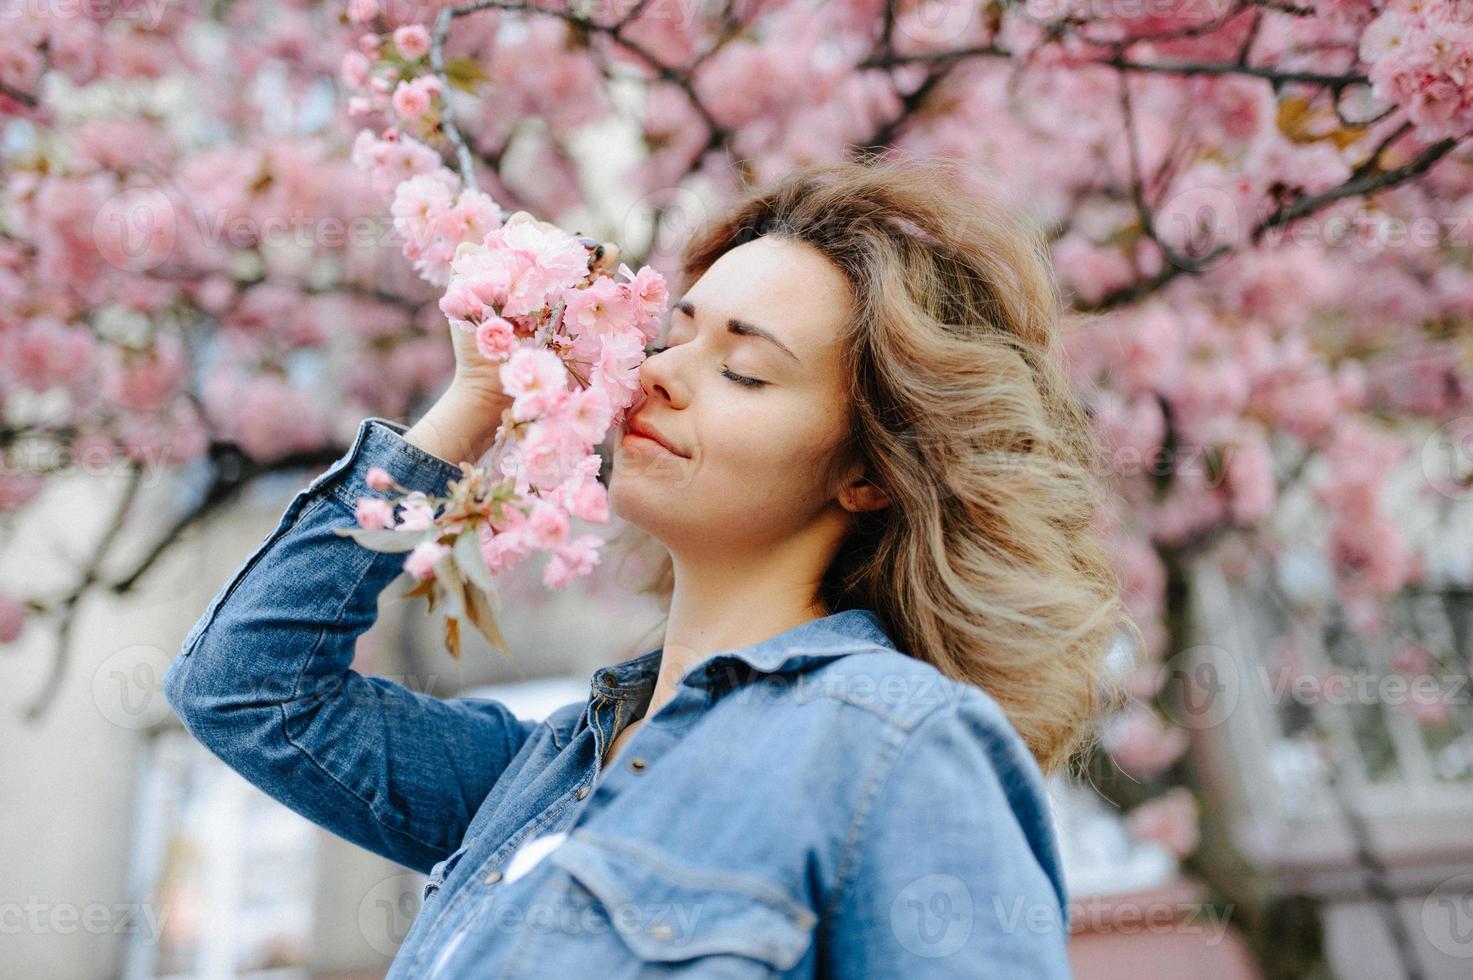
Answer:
[609,235,862,557]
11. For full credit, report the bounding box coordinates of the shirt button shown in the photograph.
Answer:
[483,869,503,885]
[628,756,648,773]
[575,785,590,799]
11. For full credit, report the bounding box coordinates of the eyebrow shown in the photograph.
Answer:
[672,299,801,364]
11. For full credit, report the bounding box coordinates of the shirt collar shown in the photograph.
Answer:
[590,608,897,700]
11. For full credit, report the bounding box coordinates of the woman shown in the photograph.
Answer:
[164,156,1132,978]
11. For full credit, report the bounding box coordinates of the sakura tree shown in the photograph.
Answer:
[2,0,1472,968]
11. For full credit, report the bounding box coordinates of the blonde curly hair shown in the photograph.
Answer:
[609,154,1137,777]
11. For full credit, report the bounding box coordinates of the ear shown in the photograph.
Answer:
[838,474,891,514]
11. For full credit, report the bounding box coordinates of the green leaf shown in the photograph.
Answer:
[453,529,497,594]
[334,526,422,553]
[402,577,436,602]
[434,554,468,621]
[444,58,487,94]
[462,582,509,655]
[444,614,462,660]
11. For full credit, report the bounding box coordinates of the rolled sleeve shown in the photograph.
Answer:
[311,416,467,510]
[163,415,536,874]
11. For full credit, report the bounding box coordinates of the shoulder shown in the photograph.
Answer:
[806,649,1067,905]
[845,657,1067,921]
[803,646,1021,742]
[780,648,1054,816]
[819,649,1051,811]
[798,653,1071,933]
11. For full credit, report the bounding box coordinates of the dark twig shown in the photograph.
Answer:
[23,467,143,721]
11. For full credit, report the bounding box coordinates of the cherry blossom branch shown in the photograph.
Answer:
[1082,132,1467,311]
[1251,135,1463,240]
[22,467,141,721]
[442,0,733,174]
[1117,73,1210,276]
[1349,120,1415,180]
[0,36,48,108]
[431,5,479,190]
[852,63,959,160]
[1243,0,1315,13]
[1100,54,1369,91]
[107,443,346,598]
[858,38,1369,92]
[0,80,40,108]
[18,442,346,722]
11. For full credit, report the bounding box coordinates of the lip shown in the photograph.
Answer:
[621,416,689,458]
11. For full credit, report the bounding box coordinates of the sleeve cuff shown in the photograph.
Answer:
[307,416,469,508]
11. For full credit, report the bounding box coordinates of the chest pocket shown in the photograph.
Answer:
[422,837,475,902]
[505,830,817,978]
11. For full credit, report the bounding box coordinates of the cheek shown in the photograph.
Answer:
[703,401,840,502]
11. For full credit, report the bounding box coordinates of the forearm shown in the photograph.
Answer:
[402,379,512,465]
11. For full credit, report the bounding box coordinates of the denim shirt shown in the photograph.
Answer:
[163,416,1073,978]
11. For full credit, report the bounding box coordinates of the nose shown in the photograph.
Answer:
[638,347,686,409]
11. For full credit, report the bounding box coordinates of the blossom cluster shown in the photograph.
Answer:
[344,121,666,647]
[1361,0,1473,141]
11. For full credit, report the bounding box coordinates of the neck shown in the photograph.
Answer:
[640,540,833,720]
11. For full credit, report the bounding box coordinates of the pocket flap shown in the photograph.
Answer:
[548,831,816,969]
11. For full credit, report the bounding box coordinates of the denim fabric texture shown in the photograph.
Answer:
[163,415,1073,978]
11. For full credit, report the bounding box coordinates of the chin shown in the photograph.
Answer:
[608,474,679,541]
[607,472,649,525]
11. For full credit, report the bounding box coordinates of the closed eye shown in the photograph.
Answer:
[644,344,767,389]
[721,367,765,388]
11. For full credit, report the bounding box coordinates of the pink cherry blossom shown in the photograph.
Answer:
[201,371,328,462]
[405,539,450,580]
[567,480,610,523]
[562,276,636,342]
[439,279,486,328]
[482,524,531,574]
[395,492,436,531]
[1125,787,1201,859]
[618,261,670,327]
[1360,2,1473,141]
[504,419,588,491]
[487,219,590,316]
[1106,704,1190,779]
[526,501,571,549]
[355,496,396,529]
[392,79,432,120]
[501,346,568,400]
[6,317,94,392]
[393,24,430,60]
[350,129,446,198]
[391,173,455,246]
[475,316,516,360]
[1223,427,1276,524]
[562,385,614,445]
[543,534,602,589]
[341,51,371,89]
